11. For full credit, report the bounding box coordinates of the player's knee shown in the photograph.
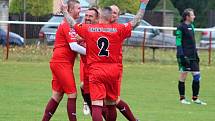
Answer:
[116,97,121,104]
[52,91,64,102]
[192,72,201,82]
[179,72,188,81]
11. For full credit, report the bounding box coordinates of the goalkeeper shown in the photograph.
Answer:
[176,8,206,105]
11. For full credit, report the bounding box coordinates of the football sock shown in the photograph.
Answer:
[80,87,86,102]
[83,93,92,108]
[102,105,107,120]
[178,81,185,100]
[42,98,59,121]
[83,93,92,115]
[92,105,103,121]
[116,100,136,121]
[67,98,77,121]
[106,105,117,121]
[192,81,200,100]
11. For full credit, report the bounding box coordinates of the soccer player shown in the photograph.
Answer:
[110,4,140,121]
[176,8,206,105]
[62,1,149,121]
[41,1,86,121]
[78,7,99,115]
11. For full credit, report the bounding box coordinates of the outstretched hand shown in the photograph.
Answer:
[60,0,68,13]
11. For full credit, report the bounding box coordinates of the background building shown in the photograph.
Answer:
[0,0,9,30]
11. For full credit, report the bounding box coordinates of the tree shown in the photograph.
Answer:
[170,0,208,27]
[99,0,140,14]
[9,0,53,16]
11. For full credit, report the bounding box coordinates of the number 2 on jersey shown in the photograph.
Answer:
[97,37,109,56]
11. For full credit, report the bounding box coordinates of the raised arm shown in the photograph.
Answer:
[130,0,149,29]
[60,0,76,28]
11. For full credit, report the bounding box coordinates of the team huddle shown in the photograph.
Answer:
[42,0,149,121]
[41,0,206,121]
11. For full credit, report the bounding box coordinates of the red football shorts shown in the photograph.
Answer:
[50,62,77,94]
[89,63,120,101]
[117,63,123,96]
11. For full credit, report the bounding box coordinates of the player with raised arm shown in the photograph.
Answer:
[61,1,149,121]
[41,1,86,121]
[176,8,206,105]
[110,3,148,121]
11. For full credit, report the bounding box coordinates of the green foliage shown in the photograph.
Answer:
[9,0,23,13]
[171,0,208,27]
[9,0,53,16]
[99,0,140,14]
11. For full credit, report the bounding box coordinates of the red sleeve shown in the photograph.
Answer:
[62,22,76,43]
[74,23,89,39]
[121,22,132,39]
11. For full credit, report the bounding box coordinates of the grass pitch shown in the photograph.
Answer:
[0,61,214,121]
[0,46,215,121]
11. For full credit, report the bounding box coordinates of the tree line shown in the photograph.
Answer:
[9,0,215,27]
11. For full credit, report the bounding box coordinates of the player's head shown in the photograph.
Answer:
[110,5,120,23]
[67,0,81,19]
[100,6,113,23]
[84,7,99,24]
[181,8,195,23]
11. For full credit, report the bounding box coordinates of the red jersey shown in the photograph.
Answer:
[74,23,132,65]
[50,19,77,63]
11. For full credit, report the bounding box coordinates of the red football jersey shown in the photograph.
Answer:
[50,19,77,63]
[74,23,132,65]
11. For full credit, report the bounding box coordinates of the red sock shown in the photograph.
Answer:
[116,100,136,121]
[106,105,117,121]
[42,98,59,121]
[92,105,103,121]
[67,98,77,121]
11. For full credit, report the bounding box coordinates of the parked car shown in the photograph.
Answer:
[199,26,215,48]
[0,28,24,46]
[39,13,175,46]
[39,14,83,45]
[118,13,175,46]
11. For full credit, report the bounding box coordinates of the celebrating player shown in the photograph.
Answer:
[110,4,142,121]
[79,7,99,115]
[41,1,86,121]
[62,0,149,121]
[176,8,206,105]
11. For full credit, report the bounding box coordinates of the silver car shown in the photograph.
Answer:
[119,13,175,46]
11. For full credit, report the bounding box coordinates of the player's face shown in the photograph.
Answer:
[110,6,119,23]
[84,10,98,24]
[70,3,81,19]
[188,11,195,22]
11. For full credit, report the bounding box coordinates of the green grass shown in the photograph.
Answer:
[0,46,215,121]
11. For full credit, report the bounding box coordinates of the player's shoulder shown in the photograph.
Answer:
[177,22,186,30]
